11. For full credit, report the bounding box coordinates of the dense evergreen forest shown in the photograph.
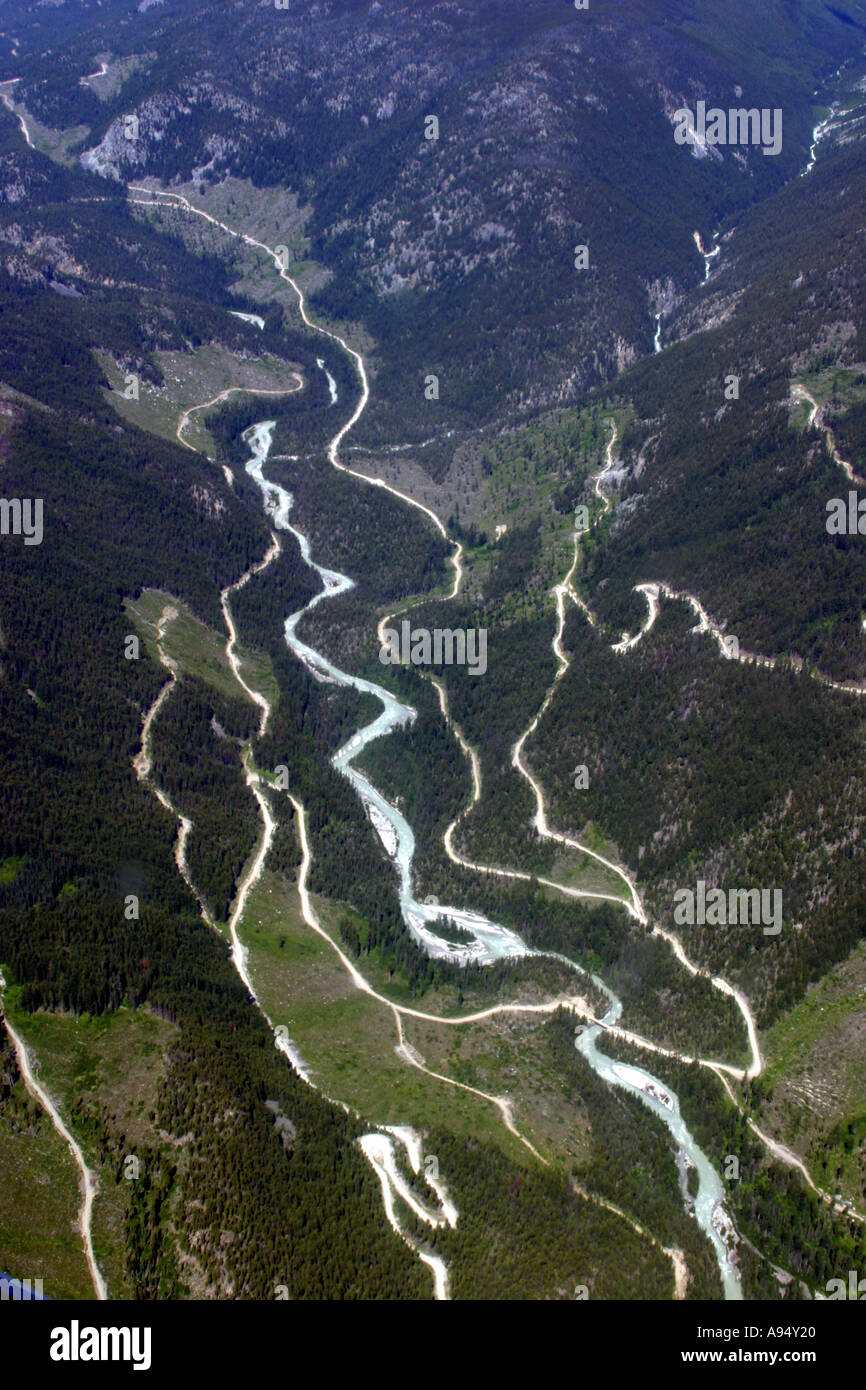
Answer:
[0,142,434,1297]
[6,0,856,460]
[0,116,698,1299]
[602,1031,866,1298]
[588,138,866,683]
[2,0,865,1304]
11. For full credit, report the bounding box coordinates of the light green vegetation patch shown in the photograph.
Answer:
[789,366,866,425]
[354,401,630,625]
[476,402,632,544]
[97,343,303,457]
[0,857,22,886]
[125,588,278,712]
[78,53,154,103]
[759,940,866,1209]
[544,845,633,907]
[405,1010,593,1169]
[1,995,178,1299]
[0,1022,93,1299]
[128,176,372,356]
[0,82,89,166]
[176,177,313,279]
[790,367,866,426]
[230,865,542,1166]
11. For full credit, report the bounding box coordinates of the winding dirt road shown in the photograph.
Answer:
[0,971,107,1299]
[123,184,853,1292]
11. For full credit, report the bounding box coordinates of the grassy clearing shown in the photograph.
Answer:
[229,865,541,1165]
[790,368,866,426]
[404,1010,592,1168]
[759,940,866,1208]
[128,176,373,356]
[355,400,630,624]
[544,846,632,905]
[177,178,312,273]
[0,82,89,165]
[98,344,303,456]
[0,1054,93,1299]
[78,53,153,103]
[478,402,631,541]
[125,588,278,712]
[2,993,178,1299]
